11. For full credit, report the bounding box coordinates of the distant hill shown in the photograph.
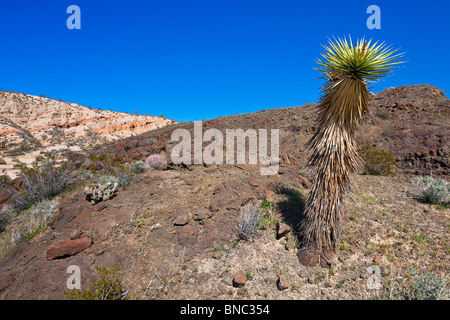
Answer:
[0,90,175,178]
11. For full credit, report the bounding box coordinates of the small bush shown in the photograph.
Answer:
[145,154,167,171]
[238,202,262,240]
[131,160,146,175]
[408,270,449,300]
[12,156,76,210]
[360,146,397,176]
[2,199,59,246]
[65,265,130,300]
[0,204,15,233]
[376,110,390,120]
[412,176,449,204]
[83,151,140,188]
[29,199,59,228]
[257,200,277,231]
[376,269,449,300]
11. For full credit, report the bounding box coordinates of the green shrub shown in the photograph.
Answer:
[65,265,130,300]
[412,176,449,204]
[83,151,145,188]
[408,270,449,300]
[377,268,448,300]
[360,146,397,176]
[257,200,277,231]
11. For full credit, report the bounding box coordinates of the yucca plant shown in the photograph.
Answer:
[298,37,404,267]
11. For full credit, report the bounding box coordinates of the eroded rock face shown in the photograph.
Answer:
[0,91,173,141]
[0,90,175,179]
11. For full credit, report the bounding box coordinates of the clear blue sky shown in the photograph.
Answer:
[1,0,448,122]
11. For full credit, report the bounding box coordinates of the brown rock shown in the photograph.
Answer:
[193,209,212,222]
[233,272,247,287]
[213,183,225,195]
[373,254,381,264]
[0,274,15,292]
[248,179,262,187]
[321,250,338,268]
[0,189,11,205]
[276,223,292,239]
[278,167,287,174]
[152,141,166,152]
[46,237,93,260]
[283,154,291,166]
[299,176,312,189]
[95,202,107,212]
[297,249,319,267]
[23,243,39,257]
[265,189,275,202]
[172,210,191,226]
[12,178,24,190]
[276,275,289,290]
[176,225,199,245]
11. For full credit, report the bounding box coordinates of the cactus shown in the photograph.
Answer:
[84,181,119,205]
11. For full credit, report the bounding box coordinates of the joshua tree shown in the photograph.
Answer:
[297,37,404,267]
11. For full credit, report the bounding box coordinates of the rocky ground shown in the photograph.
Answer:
[0,84,448,300]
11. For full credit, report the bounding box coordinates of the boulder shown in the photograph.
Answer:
[276,275,289,290]
[46,237,93,260]
[233,272,247,287]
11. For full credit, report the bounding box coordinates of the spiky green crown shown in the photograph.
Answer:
[315,36,405,83]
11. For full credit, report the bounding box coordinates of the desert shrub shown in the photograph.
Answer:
[3,199,59,245]
[360,146,397,176]
[84,151,136,188]
[412,176,449,204]
[375,269,449,300]
[131,160,146,175]
[376,110,390,120]
[408,270,449,300]
[145,153,167,171]
[65,265,130,300]
[0,204,16,233]
[238,202,262,240]
[96,175,120,186]
[29,199,59,229]
[12,157,76,210]
[256,200,278,231]
[0,157,6,165]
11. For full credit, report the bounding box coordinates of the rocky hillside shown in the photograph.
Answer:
[0,90,175,178]
[0,84,448,300]
[108,84,449,176]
